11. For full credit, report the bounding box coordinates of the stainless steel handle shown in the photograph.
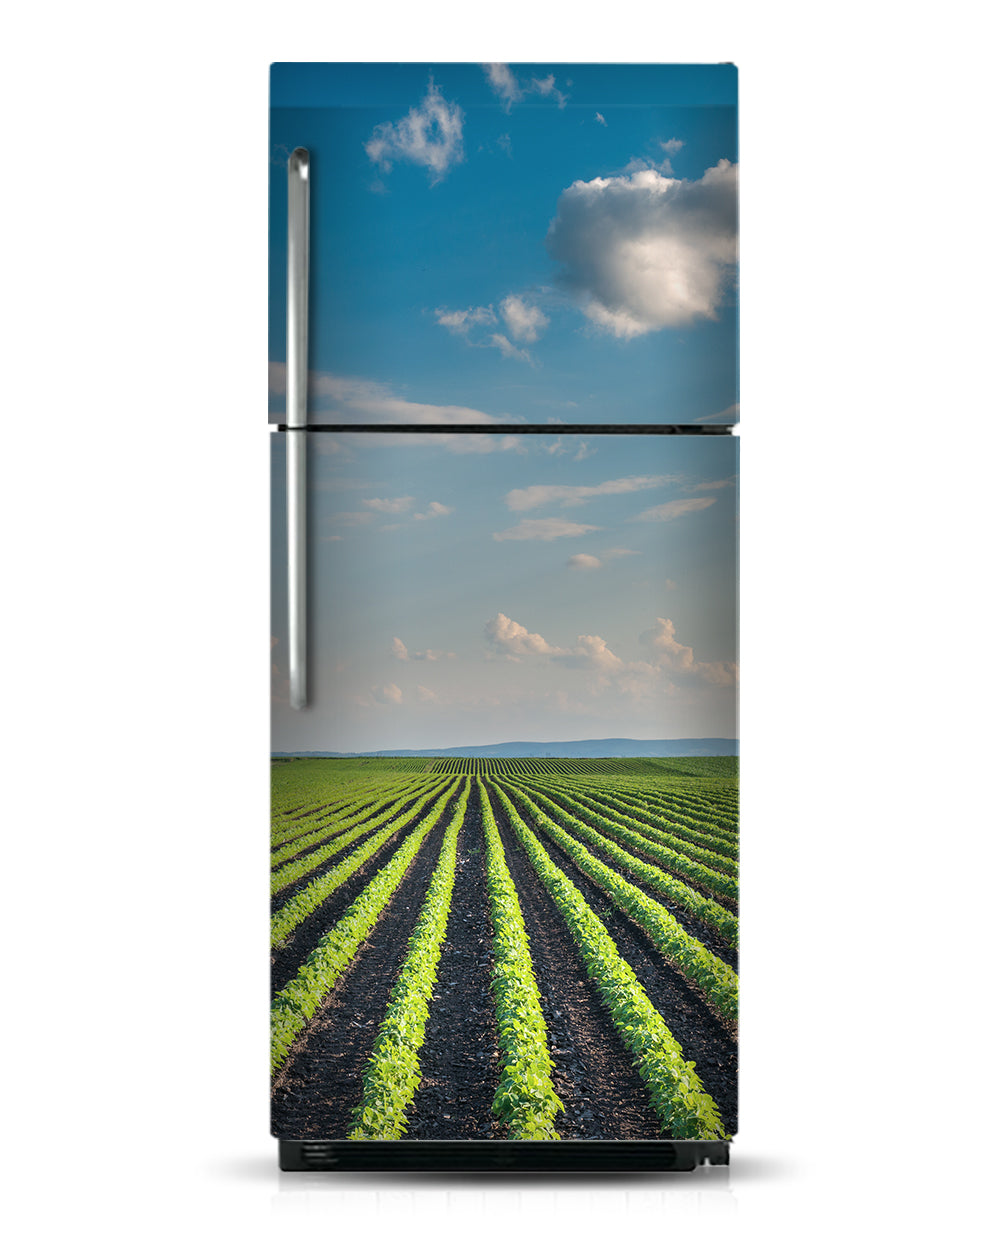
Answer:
[287,148,309,709]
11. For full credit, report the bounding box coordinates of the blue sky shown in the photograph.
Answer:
[271,431,738,752]
[269,65,738,752]
[269,63,738,426]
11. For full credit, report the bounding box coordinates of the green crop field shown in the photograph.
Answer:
[270,756,738,1142]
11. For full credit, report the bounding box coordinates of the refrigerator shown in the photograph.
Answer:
[269,62,738,1173]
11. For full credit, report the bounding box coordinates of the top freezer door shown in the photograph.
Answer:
[269,63,738,429]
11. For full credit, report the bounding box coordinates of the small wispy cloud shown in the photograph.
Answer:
[365,80,464,183]
[392,638,453,662]
[690,478,735,491]
[566,547,638,571]
[631,497,716,522]
[506,474,673,512]
[436,296,547,362]
[362,496,415,514]
[435,306,496,335]
[413,501,454,520]
[483,64,568,111]
[595,112,607,127]
[489,333,531,362]
[375,682,404,705]
[494,518,600,542]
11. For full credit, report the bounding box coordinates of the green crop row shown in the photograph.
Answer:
[270,780,449,895]
[270,775,432,848]
[347,781,471,1140]
[517,776,739,873]
[499,781,738,1027]
[270,782,460,1076]
[478,779,564,1139]
[270,777,433,863]
[487,780,726,1140]
[511,781,738,903]
[534,778,739,860]
[503,783,738,949]
[270,780,459,948]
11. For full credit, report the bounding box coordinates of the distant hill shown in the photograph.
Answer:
[274,737,737,759]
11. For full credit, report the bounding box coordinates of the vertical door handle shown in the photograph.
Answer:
[286,148,309,709]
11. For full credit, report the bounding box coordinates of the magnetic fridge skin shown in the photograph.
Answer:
[270,65,738,1166]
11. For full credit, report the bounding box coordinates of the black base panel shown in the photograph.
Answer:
[279,1140,730,1173]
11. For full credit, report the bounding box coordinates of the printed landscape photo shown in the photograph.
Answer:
[270,63,738,1143]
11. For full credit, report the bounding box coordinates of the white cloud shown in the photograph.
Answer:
[506,474,672,512]
[604,547,639,559]
[413,501,454,520]
[486,613,560,658]
[546,160,738,336]
[365,81,464,182]
[435,306,496,335]
[416,685,439,702]
[436,301,539,362]
[376,683,404,705]
[489,333,531,362]
[391,637,452,662]
[362,495,414,514]
[595,112,607,127]
[631,497,716,522]
[529,74,567,108]
[483,64,567,110]
[567,554,602,570]
[661,138,684,156]
[690,478,735,491]
[555,633,624,674]
[483,63,521,110]
[500,295,549,343]
[270,366,527,454]
[640,617,737,687]
[493,518,600,542]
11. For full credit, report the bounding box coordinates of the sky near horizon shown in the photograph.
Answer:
[269,65,738,752]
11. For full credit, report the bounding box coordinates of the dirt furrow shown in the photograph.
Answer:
[404,796,501,1139]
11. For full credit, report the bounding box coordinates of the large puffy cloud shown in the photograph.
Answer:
[546,160,738,336]
[486,612,736,700]
[641,617,738,686]
[486,613,561,658]
[365,81,464,182]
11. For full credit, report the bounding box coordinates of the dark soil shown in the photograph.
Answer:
[404,799,501,1139]
[270,786,457,996]
[270,805,453,1140]
[484,784,663,1140]
[523,813,738,1135]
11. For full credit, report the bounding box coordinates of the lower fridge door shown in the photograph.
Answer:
[270,427,738,1169]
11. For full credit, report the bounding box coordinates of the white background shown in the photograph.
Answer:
[3,4,996,1238]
